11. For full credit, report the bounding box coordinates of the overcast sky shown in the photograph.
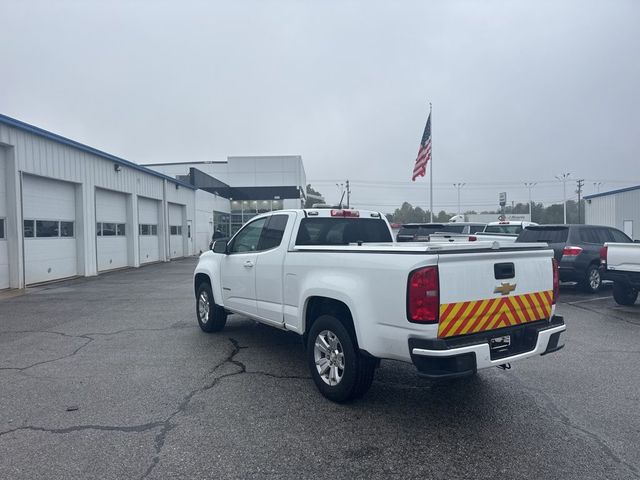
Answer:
[1,0,639,213]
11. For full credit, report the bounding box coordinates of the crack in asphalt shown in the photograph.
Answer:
[506,373,640,479]
[0,324,192,372]
[139,337,312,479]
[0,421,165,438]
[0,337,94,372]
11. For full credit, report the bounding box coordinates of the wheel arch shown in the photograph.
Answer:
[303,295,360,349]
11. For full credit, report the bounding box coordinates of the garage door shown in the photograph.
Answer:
[0,157,8,289]
[168,203,184,258]
[23,175,77,284]
[96,189,128,271]
[138,196,160,264]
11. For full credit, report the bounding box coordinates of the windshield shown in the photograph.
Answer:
[440,224,466,233]
[517,227,569,243]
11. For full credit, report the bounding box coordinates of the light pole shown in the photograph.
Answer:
[453,183,465,216]
[593,182,603,193]
[524,182,537,221]
[555,173,571,224]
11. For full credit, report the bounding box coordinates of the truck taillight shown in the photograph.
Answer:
[407,266,439,323]
[562,246,583,256]
[331,209,360,217]
[468,235,477,241]
[600,246,608,265]
[552,258,559,305]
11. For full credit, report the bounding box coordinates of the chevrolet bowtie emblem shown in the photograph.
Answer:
[494,282,517,295]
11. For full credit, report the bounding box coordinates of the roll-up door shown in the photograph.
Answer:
[96,189,128,271]
[0,158,8,289]
[23,175,78,284]
[168,203,184,258]
[138,196,160,264]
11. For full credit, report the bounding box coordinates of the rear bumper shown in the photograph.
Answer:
[409,316,566,380]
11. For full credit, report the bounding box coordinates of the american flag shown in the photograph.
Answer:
[412,112,432,181]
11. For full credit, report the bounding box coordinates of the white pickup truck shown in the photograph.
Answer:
[600,242,640,305]
[193,209,566,402]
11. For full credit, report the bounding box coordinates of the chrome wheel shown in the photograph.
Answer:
[314,329,345,386]
[198,291,210,323]
[589,268,601,290]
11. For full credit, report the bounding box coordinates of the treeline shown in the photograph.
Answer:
[386,200,586,225]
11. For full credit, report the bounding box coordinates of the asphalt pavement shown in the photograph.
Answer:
[1,259,639,479]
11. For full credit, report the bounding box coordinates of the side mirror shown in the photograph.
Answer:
[212,240,228,254]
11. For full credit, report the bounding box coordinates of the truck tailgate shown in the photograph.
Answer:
[436,248,554,338]
[605,243,640,273]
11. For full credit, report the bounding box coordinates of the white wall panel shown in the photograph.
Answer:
[96,188,127,223]
[23,174,75,221]
[0,155,7,289]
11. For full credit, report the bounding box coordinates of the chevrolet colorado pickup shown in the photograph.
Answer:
[193,209,566,402]
[601,242,640,305]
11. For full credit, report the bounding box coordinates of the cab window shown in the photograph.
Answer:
[228,218,268,253]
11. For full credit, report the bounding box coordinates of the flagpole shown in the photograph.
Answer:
[429,102,433,222]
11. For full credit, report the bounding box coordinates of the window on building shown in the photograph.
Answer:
[97,222,102,236]
[102,223,117,236]
[116,224,126,236]
[0,218,5,239]
[36,220,59,238]
[140,224,149,235]
[24,220,35,238]
[170,225,182,235]
[60,221,74,237]
[213,211,230,238]
[151,224,158,235]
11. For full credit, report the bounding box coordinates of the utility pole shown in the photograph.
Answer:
[555,173,571,224]
[576,179,584,224]
[524,182,537,222]
[453,183,465,216]
[345,180,351,208]
[335,183,344,208]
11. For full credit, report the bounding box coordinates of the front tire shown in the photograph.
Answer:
[612,282,638,306]
[306,314,376,402]
[581,264,602,293]
[196,283,227,332]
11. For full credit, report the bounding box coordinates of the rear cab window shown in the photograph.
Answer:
[296,218,392,245]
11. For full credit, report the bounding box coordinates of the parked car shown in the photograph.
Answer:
[194,208,565,402]
[396,222,485,242]
[600,242,640,305]
[396,223,446,242]
[517,224,632,293]
[439,222,486,234]
[484,221,538,235]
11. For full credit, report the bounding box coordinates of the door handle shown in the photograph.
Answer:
[244,260,255,268]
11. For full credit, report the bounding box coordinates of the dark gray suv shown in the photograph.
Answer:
[517,224,632,293]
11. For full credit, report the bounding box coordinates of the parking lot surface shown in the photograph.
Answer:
[1,259,639,479]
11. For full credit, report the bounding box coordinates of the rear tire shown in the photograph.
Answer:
[306,314,376,402]
[196,283,227,332]
[612,282,638,306]
[581,264,602,293]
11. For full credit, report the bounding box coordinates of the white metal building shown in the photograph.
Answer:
[0,114,197,289]
[585,185,640,240]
